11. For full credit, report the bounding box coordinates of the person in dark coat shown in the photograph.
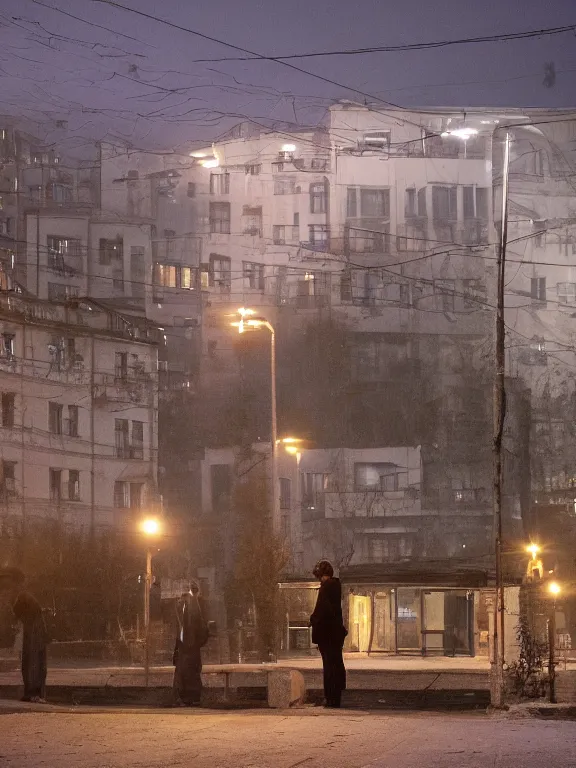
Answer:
[310,560,347,708]
[0,568,49,703]
[173,580,209,707]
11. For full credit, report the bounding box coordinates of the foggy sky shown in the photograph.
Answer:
[1,0,575,151]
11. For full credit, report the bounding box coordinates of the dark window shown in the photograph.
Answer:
[129,483,143,509]
[280,478,291,510]
[209,173,230,195]
[432,186,457,220]
[49,402,63,435]
[1,392,15,427]
[187,182,196,197]
[209,254,231,288]
[435,279,456,312]
[2,460,16,494]
[115,419,130,458]
[211,464,232,512]
[243,262,265,290]
[1,333,14,359]
[99,238,123,265]
[309,225,329,247]
[68,470,80,501]
[475,188,489,219]
[115,352,128,380]
[131,421,144,459]
[48,283,78,301]
[463,186,475,219]
[310,182,327,214]
[114,481,128,508]
[209,202,231,234]
[49,468,62,502]
[531,277,546,302]
[245,164,261,175]
[67,405,79,437]
[354,463,407,492]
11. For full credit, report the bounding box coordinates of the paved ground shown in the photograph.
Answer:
[0,708,575,767]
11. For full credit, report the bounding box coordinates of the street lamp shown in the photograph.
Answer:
[139,516,162,687]
[444,122,511,707]
[547,581,561,703]
[527,543,540,560]
[232,308,279,529]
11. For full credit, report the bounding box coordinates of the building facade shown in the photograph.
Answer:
[0,292,158,531]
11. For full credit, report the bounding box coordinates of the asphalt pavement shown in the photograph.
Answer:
[0,708,575,768]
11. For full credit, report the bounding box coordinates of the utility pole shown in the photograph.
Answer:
[491,130,510,708]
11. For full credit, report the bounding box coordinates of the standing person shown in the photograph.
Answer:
[0,568,49,703]
[310,560,347,708]
[173,580,209,707]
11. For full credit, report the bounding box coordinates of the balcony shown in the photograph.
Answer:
[94,372,153,406]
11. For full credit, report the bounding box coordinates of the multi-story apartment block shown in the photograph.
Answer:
[0,291,158,531]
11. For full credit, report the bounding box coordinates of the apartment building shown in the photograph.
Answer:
[0,292,158,531]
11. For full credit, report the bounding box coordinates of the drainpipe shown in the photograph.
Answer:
[36,213,40,296]
[90,334,96,535]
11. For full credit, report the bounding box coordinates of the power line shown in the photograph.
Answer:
[191,23,576,63]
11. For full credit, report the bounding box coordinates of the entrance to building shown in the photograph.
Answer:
[422,590,474,655]
[350,594,371,652]
[372,591,394,652]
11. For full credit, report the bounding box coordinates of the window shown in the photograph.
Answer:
[301,473,329,517]
[463,187,489,219]
[347,224,389,253]
[209,202,231,234]
[49,402,63,435]
[99,238,123,265]
[311,157,328,170]
[209,173,230,195]
[1,392,14,427]
[558,282,576,304]
[1,333,14,359]
[115,419,130,458]
[50,184,72,203]
[131,420,144,459]
[49,468,62,502]
[114,481,143,509]
[245,164,261,175]
[155,264,197,290]
[435,279,456,312]
[115,352,128,380]
[242,206,262,236]
[209,254,231,288]
[432,186,457,220]
[405,188,427,218]
[308,224,329,248]
[67,405,79,437]
[211,464,232,512]
[310,182,327,214]
[48,283,79,301]
[274,178,297,195]
[68,470,80,501]
[273,225,299,245]
[187,182,196,198]
[347,187,390,218]
[280,478,291,510]
[243,262,265,290]
[2,460,16,494]
[531,277,546,302]
[355,463,407,492]
[47,236,81,271]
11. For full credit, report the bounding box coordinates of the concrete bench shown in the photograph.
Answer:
[201,665,306,708]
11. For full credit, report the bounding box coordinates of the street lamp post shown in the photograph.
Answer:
[444,123,511,707]
[140,517,161,687]
[548,581,561,703]
[233,309,279,530]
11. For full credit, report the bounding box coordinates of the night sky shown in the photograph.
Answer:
[1,0,575,150]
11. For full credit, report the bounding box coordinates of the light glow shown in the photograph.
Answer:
[548,581,561,596]
[190,150,210,158]
[441,127,479,140]
[285,445,299,455]
[282,143,296,153]
[201,158,219,169]
[141,518,161,536]
[527,543,540,559]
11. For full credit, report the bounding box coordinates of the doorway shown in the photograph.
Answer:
[350,594,371,652]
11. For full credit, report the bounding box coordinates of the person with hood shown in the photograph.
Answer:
[0,568,49,703]
[172,580,209,707]
[310,560,347,708]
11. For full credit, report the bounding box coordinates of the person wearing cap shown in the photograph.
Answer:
[172,580,209,707]
[310,560,347,708]
[0,568,49,704]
